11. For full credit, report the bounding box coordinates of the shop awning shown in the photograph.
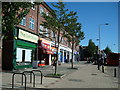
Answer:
[39,46,54,54]
[38,38,54,54]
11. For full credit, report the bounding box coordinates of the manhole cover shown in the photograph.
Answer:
[91,73,97,75]
[68,79,82,82]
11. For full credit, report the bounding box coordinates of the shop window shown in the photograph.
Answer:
[25,49,32,62]
[29,17,34,30]
[16,48,33,65]
[20,17,26,26]
[16,48,22,62]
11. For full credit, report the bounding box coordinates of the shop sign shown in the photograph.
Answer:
[40,38,50,44]
[18,29,38,43]
[39,38,53,54]
[51,47,57,53]
[51,41,58,47]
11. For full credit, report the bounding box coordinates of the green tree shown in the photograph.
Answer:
[86,39,96,58]
[104,46,112,55]
[41,2,69,74]
[65,11,84,68]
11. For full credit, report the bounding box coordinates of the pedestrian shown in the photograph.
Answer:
[101,51,106,65]
[52,57,56,70]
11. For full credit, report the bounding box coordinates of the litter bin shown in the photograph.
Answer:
[58,61,61,65]
[32,60,39,69]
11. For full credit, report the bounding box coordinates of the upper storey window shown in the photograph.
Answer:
[31,6,36,10]
[40,6,44,15]
[20,17,26,26]
[29,17,34,30]
[46,12,49,16]
[39,25,44,34]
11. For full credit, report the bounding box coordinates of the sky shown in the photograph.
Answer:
[46,2,118,53]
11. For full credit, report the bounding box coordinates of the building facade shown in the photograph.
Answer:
[2,2,80,70]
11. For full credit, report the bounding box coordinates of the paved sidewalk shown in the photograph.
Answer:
[1,62,79,89]
[47,63,118,88]
[1,61,119,89]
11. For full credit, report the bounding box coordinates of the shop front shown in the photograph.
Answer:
[14,28,38,69]
[50,41,58,64]
[59,44,72,63]
[38,38,53,66]
[2,27,38,70]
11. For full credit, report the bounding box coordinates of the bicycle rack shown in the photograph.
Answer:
[32,70,43,84]
[22,71,36,87]
[12,70,43,89]
[12,72,27,90]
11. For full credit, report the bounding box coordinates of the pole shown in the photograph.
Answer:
[98,25,100,70]
[36,5,39,60]
[114,68,116,77]
[97,23,108,70]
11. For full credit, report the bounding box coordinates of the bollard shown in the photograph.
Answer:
[98,64,100,70]
[102,65,104,73]
[114,68,116,77]
[98,61,100,70]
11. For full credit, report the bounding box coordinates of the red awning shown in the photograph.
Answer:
[39,46,54,54]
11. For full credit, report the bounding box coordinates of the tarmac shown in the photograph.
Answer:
[0,61,119,89]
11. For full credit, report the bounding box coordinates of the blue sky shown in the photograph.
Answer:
[47,2,118,53]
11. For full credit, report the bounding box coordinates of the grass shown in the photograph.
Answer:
[45,73,65,78]
[47,73,64,76]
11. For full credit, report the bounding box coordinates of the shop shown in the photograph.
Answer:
[59,44,72,63]
[50,41,57,64]
[38,38,53,66]
[2,27,38,70]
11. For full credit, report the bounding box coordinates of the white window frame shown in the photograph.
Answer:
[16,48,32,62]
[46,28,49,37]
[40,7,44,15]
[29,17,34,30]
[32,6,35,10]
[20,17,26,26]
[39,25,43,34]
[46,12,49,16]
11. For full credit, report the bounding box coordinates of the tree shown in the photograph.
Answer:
[86,39,96,59]
[41,2,69,74]
[2,2,39,36]
[104,46,112,55]
[65,11,84,68]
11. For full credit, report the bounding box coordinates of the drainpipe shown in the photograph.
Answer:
[36,5,39,60]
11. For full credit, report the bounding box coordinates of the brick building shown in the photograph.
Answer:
[2,2,80,70]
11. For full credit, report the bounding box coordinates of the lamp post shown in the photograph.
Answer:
[98,23,109,70]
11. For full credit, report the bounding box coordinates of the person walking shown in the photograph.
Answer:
[52,57,56,70]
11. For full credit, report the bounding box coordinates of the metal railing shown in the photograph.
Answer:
[12,69,43,89]
[32,70,43,85]
[22,71,36,87]
[12,72,27,90]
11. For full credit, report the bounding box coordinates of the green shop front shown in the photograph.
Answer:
[2,27,38,70]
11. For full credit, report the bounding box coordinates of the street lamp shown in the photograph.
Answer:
[98,23,109,70]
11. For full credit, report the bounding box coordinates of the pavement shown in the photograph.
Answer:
[1,61,119,89]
